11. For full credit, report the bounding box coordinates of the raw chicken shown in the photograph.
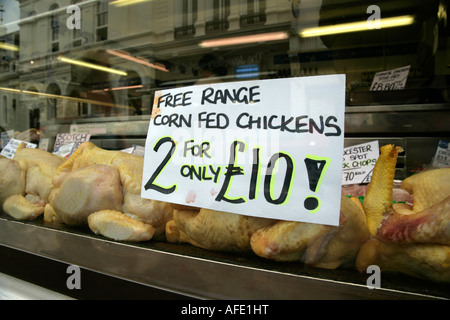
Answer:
[0,143,65,220]
[363,144,403,236]
[51,142,173,240]
[0,157,25,204]
[251,193,370,269]
[357,238,450,283]
[166,193,370,270]
[166,207,274,252]
[13,145,66,203]
[356,145,450,283]
[3,194,45,221]
[47,164,123,226]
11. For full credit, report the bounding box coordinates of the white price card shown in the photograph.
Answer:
[141,75,346,226]
[370,65,410,91]
[431,140,450,168]
[0,139,37,159]
[342,141,379,185]
[1,130,14,149]
[53,133,91,157]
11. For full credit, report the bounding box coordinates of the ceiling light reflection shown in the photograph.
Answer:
[299,15,415,37]
[0,42,19,51]
[57,56,128,76]
[199,31,289,48]
[0,87,131,111]
[107,50,169,72]
[110,0,151,7]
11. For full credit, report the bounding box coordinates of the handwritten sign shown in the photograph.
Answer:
[141,76,346,226]
[342,141,379,185]
[0,139,37,159]
[370,65,410,91]
[53,133,91,157]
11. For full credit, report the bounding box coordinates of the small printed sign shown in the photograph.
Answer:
[0,139,37,159]
[141,76,346,226]
[1,130,14,149]
[370,65,410,91]
[70,123,107,135]
[431,140,450,168]
[121,144,145,157]
[342,141,379,185]
[53,133,91,157]
[53,142,76,158]
[38,138,50,151]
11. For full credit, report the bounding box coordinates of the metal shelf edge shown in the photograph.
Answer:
[0,217,445,300]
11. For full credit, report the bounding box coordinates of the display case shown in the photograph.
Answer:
[0,0,449,300]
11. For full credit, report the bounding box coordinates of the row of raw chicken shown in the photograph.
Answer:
[0,142,449,284]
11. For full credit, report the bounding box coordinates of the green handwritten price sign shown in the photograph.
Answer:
[141,75,345,226]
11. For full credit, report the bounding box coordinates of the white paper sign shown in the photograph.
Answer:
[121,144,145,157]
[1,130,14,149]
[38,138,50,151]
[53,133,91,157]
[0,139,37,159]
[70,123,107,135]
[431,140,450,168]
[342,141,379,185]
[53,142,76,158]
[141,76,346,226]
[370,65,410,91]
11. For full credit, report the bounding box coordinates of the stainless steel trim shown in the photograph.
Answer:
[0,217,447,300]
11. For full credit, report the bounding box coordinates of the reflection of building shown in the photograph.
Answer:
[0,0,294,133]
[2,0,447,137]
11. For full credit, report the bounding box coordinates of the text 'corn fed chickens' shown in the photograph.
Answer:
[141,76,346,226]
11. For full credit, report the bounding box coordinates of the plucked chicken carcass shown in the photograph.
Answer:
[166,194,370,269]
[0,143,65,220]
[47,141,173,241]
[251,193,370,269]
[356,144,450,283]
[46,164,123,226]
[166,207,274,252]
